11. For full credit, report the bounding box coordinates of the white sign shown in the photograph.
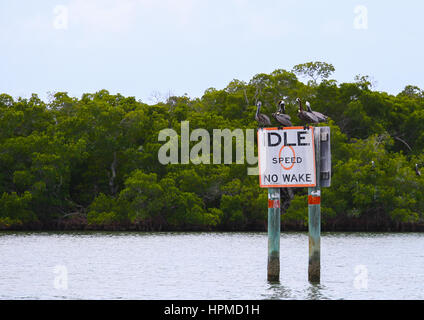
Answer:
[258,127,316,188]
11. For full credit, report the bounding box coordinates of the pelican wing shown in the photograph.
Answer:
[306,111,319,123]
[312,111,328,122]
[256,113,271,126]
[273,113,292,127]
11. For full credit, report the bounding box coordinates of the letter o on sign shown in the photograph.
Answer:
[279,145,295,170]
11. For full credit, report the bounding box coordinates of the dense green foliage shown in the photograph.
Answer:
[1,62,424,230]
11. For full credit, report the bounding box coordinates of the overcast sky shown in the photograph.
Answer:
[1,0,423,103]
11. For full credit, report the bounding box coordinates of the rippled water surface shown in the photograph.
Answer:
[0,231,423,299]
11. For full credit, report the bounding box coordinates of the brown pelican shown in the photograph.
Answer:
[416,164,421,177]
[255,101,271,129]
[272,100,292,128]
[306,101,328,123]
[296,98,318,129]
[277,100,291,121]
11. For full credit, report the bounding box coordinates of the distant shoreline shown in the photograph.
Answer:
[2,219,424,233]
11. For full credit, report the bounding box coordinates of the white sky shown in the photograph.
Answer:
[1,0,423,103]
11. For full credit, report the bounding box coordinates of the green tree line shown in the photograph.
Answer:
[1,62,423,231]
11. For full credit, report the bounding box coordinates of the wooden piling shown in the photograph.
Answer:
[267,187,281,281]
[308,127,321,283]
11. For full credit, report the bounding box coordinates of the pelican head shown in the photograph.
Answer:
[256,101,262,116]
[278,99,285,112]
[305,101,312,112]
[295,98,302,112]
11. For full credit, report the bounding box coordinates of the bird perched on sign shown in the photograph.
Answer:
[272,99,292,128]
[415,164,421,176]
[255,101,271,129]
[296,98,318,129]
[306,101,328,123]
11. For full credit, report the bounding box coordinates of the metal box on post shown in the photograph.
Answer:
[319,127,331,187]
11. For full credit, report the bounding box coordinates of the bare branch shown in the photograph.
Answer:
[393,136,412,151]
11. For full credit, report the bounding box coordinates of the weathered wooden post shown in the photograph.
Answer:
[267,187,281,281]
[308,127,321,283]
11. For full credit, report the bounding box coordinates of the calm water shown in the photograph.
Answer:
[0,231,423,300]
